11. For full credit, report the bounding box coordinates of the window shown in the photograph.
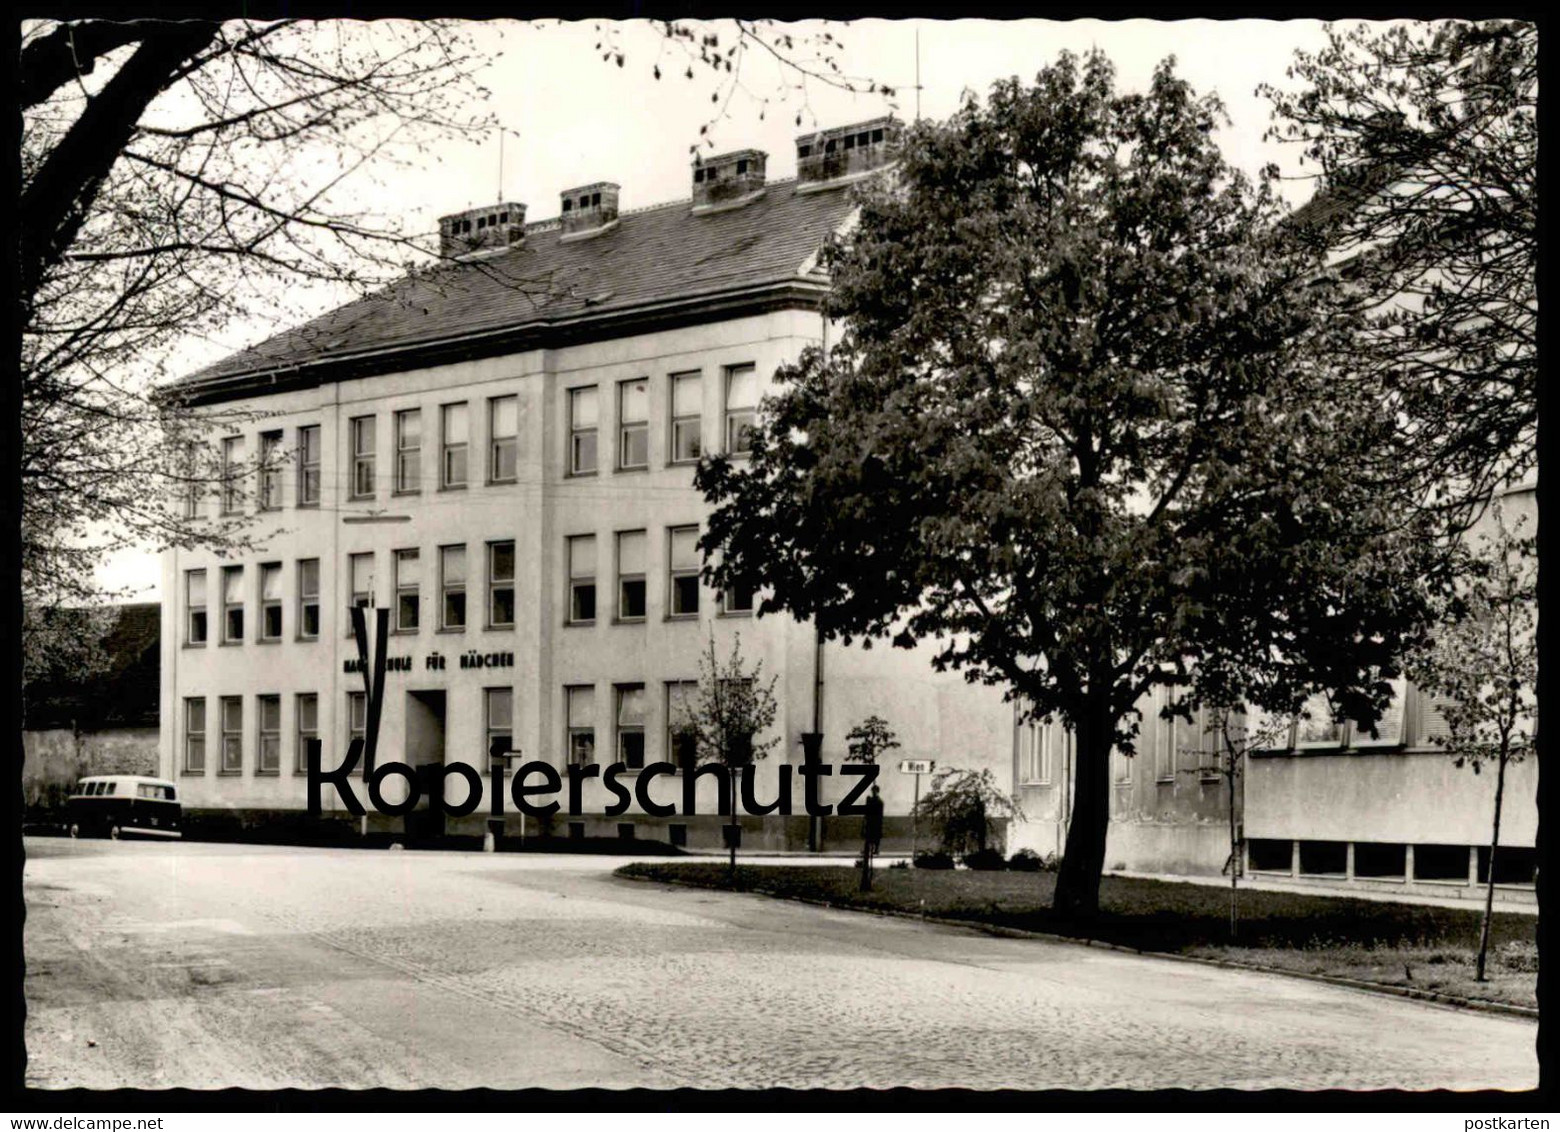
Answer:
[394,548,420,631]
[295,693,318,773]
[184,697,206,773]
[569,386,598,474]
[615,684,646,770]
[347,691,366,760]
[185,569,207,645]
[221,436,245,514]
[567,535,596,623]
[724,363,757,454]
[350,416,375,499]
[350,552,375,611]
[666,681,698,771]
[181,442,201,519]
[566,685,595,766]
[488,540,515,628]
[721,578,754,615]
[259,562,283,640]
[618,379,648,469]
[221,565,244,642]
[220,695,243,774]
[441,402,468,488]
[257,695,281,774]
[297,424,321,506]
[298,559,320,639]
[486,687,512,762]
[395,408,421,493]
[668,526,700,616]
[616,531,646,620]
[1018,715,1067,785]
[489,395,518,483]
[670,372,702,463]
[440,544,466,630]
[259,431,283,511]
[1114,747,1133,783]
[1153,687,1177,782]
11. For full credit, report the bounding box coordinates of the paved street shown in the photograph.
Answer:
[23,838,1537,1091]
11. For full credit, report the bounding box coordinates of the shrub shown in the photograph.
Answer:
[1008,848,1047,872]
[961,847,1008,871]
[1499,939,1539,973]
[913,850,955,870]
[911,767,1024,856]
[889,858,909,870]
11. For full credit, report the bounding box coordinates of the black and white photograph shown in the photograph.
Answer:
[12,13,1541,1107]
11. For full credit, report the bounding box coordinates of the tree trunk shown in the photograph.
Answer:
[1477,749,1509,982]
[1053,702,1113,918]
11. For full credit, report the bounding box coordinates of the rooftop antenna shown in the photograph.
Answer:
[914,26,921,122]
[497,124,505,204]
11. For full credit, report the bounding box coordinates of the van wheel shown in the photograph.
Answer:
[67,823,80,839]
[108,825,122,840]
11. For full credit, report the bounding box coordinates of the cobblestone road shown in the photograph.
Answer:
[23,839,1538,1091]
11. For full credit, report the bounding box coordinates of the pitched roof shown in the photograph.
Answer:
[167,178,862,404]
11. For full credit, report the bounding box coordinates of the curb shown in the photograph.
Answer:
[614,869,1539,1021]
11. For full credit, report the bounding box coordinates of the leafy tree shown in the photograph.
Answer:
[1263,20,1536,527]
[1406,508,1537,981]
[670,634,780,882]
[697,52,1442,917]
[844,714,901,764]
[911,768,1021,857]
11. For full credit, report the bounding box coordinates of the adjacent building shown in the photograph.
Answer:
[158,117,1013,848]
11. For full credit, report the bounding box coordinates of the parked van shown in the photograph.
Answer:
[65,776,182,840]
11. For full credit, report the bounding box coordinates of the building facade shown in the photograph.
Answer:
[158,118,1013,849]
[1009,479,1538,901]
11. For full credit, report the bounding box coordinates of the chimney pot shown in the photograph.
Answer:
[796,117,901,189]
[439,201,526,259]
[692,149,767,212]
[559,181,620,236]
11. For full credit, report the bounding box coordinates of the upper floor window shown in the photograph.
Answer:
[616,530,646,621]
[259,431,284,511]
[569,387,598,475]
[221,565,244,642]
[350,416,376,499]
[724,364,757,455]
[440,544,466,630]
[297,425,321,507]
[185,569,207,645]
[395,547,421,632]
[670,372,702,463]
[349,552,375,612]
[618,379,648,470]
[721,578,754,616]
[441,402,469,489]
[181,442,201,519]
[490,396,518,483]
[221,436,245,515]
[259,562,283,640]
[298,558,320,639]
[395,409,421,493]
[668,526,700,617]
[488,540,515,628]
[567,534,596,624]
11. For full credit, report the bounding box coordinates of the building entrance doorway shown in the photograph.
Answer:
[405,689,447,841]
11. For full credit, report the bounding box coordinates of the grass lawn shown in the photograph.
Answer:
[616,862,1538,1010]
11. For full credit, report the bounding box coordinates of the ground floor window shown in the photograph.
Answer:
[184,697,206,773]
[566,685,595,766]
[486,687,512,761]
[295,693,318,773]
[220,696,242,774]
[615,683,646,770]
[257,694,281,774]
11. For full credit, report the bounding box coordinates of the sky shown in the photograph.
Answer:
[95,17,1348,602]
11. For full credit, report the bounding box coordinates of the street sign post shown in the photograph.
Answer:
[899,759,934,858]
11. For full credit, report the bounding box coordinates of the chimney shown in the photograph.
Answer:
[691,149,767,213]
[559,182,620,238]
[796,117,901,190]
[439,201,527,259]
